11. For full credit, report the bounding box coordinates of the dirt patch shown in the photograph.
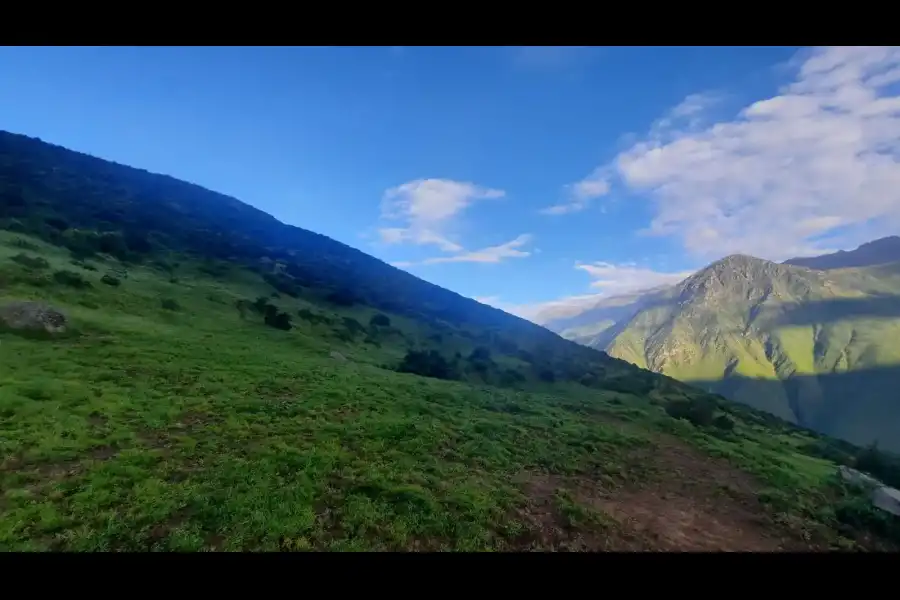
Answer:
[148,507,192,544]
[172,410,218,433]
[512,436,810,551]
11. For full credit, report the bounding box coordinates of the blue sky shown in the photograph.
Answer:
[3,46,900,321]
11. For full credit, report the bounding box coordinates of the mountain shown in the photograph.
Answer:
[2,128,899,551]
[784,236,900,270]
[537,285,674,349]
[547,251,900,451]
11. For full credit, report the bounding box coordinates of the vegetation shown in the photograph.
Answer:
[547,252,900,452]
[1,130,899,551]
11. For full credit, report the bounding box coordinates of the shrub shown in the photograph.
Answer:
[370,313,391,327]
[326,288,357,307]
[161,298,180,311]
[396,349,459,381]
[8,238,39,251]
[537,369,556,383]
[712,414,735,431]
[52,270,92,289]
[665,397,716,428]
[100,274,121,287]
[70,260,98,271]
[235,299,252,319]
[855,444,900,489]
[342,317,365,335]
[11,253,49,270]
[263,304,293,331]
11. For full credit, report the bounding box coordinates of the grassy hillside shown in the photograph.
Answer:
[2,131,900,550]
[549,253,900,451]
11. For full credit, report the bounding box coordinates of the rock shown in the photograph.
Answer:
[330,351,347,362]
[0,301,68,334]
[838,466,880,489]
[872,486,900,517]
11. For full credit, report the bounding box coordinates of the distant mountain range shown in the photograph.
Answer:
[541,238,900,450]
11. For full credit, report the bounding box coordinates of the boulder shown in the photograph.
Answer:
[0,301,68,334]
[872,486,900,517]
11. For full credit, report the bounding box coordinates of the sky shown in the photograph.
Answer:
[2,46,900,322]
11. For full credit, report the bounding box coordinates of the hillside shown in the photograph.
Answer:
[545,252,900,452]
[2,129,899,551]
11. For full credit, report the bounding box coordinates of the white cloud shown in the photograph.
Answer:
[540,169,611,215]
[575,262,692,295]
[379,178,536,267]
[473,262,690,324]
[563,46,900,261]
[378,178,505,252]
[400,234,535,267]
[471,294,563,321]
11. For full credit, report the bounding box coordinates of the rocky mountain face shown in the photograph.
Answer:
[543,247,900,451]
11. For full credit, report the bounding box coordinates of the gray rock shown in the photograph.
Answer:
[838,466,880,489]
[872,486,900,517]
[330,351,347,362]
[0,301,68,334]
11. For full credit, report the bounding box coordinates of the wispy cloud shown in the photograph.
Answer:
[378,178,504,252]
[380,178,536,267]
[396,234,535,268]
[561,46,900,261]
[474,261,690,323]
[575,262,693,295]
[539,168,611,215]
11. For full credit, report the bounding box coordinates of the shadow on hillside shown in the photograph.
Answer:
[765,294,900,327]
[684,364,900,452]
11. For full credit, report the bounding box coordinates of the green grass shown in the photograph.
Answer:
[0,232,895,551]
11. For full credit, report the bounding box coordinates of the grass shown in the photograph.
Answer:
[0,231,896,551]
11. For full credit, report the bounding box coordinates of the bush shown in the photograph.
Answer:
[342,317,365,336]
[263,304,293,331]
[602,376,654,396]
[855,444,900,489]
[396,349,459,381]
[370,313,391,327]
[52,270,92,289]
[100,274,121,287]
[8,238,39,251]
[326,288,357,307]
[161,298,180,311]
[11,253,49,270]
[297,308,330,325]
[70,260,98,271]
[537,369,556,383]
[665,397,717,428]
[235,299,252,319]
[712,414,735,431]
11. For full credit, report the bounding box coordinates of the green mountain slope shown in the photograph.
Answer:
[550,253,900,451]
[2,129,900,551]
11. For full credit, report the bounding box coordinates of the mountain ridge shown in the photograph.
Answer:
[784,236,900,270]
[544,243,900,450]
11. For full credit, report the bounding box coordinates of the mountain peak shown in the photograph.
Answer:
[677,253,808,306]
